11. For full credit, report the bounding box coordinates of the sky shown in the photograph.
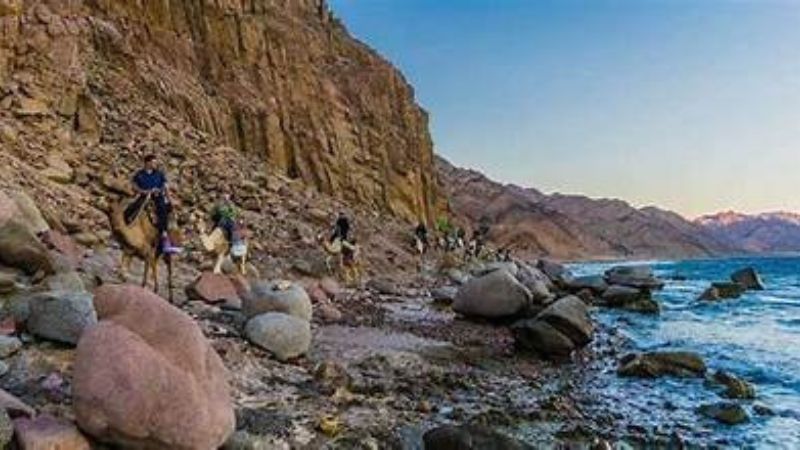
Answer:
[329,0,800,218]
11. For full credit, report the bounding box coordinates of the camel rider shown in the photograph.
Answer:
[415,222,428,251]
[211,192,239,243]
[127,154,176,253]
[331,212,350,243]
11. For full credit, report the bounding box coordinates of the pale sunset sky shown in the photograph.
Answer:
[330,0,800,218]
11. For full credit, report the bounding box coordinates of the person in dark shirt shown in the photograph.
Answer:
[127,154,174,251]
[331,212,350,243]
[415,222,428,252]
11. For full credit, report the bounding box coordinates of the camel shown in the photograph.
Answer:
[108,196,174,301]
[198,223,248,275]
[317,234,361,284]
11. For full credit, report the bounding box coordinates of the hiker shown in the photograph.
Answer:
[414,221,429,252]
[127,154,175,252]
[211,191,239,244]
[331,212,350,243]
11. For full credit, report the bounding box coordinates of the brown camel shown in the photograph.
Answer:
[108,197,174,301]
[317,234,361,285]
[198,223,248,275]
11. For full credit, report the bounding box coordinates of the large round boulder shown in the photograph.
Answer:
[26,291,97,345]
[453,270,531,319]
[73,284,235,450]
[243,280,312,321]
[245,312,311,361]
[515,264,553,301]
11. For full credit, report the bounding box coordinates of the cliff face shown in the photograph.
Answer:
[438,157,740,260]
[0,0,437,222]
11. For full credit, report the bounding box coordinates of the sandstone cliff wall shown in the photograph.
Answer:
[0,0,437,222]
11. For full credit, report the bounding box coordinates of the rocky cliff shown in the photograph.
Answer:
[438,157,740,259]
[0,0,437,223]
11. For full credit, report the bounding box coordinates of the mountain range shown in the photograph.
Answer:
[438,157,800,259]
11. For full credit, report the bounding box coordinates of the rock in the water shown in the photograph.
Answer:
[27,291,97,345]
[713,371,756,399]
[601,285,660,314]
[0,335,22,358]
[536,296,594,346]
[74,284,235,450]
[13,415,90,450]
[565,275,608,294]
[699,282,745,301]
[0,221,53,275]
[618,351,706,378]
[512,296,594,360]
[730,267,764,290]
[186,272,241,307]
[243,280,312,321]
[604,265,664,290]
[698,402,749,425]
[453,270,531,319]
[245,312,311,361]
[512,319,577,360]
[423,424,530,450]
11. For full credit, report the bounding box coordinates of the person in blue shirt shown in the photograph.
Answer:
[126,154,175,251]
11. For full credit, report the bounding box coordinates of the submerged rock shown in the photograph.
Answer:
[730,267,764,290]
[453,270,531,319]
[600,285,660,314]
[713,371,756,399]
[699,282,745,301]
[618,351,706,378]
[698,402,749,425]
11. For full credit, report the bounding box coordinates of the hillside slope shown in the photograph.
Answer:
[0,0,437,223]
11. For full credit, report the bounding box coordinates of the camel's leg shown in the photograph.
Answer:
[213,252,224,274]
[152,256,160,296]
[141,258,149,288]
[119,253,131,282]
[239,252,247,275]
[166,254,173,303]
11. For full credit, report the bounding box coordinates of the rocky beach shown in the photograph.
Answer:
[0,1,798,449]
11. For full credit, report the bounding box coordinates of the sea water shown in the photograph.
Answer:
[571,256,800,449]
